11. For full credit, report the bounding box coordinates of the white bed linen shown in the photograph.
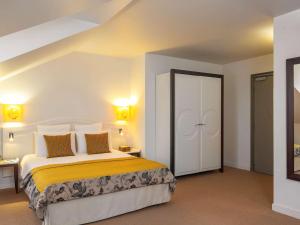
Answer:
[20,150,132,179]
[44,184,171,225]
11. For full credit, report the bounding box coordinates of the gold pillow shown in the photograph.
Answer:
[85,133,110,155]
[44,134,74,158]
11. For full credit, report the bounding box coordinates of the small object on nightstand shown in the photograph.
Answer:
[0,158,19,193]
[119,146,131,152]
[126,148,142,157]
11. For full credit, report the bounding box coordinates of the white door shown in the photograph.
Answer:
[175,74,202,176]
[175,74,221,176]
[200,76,221,171]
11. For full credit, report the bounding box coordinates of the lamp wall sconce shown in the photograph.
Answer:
[118,128,124,136]
[113,97,137,136]
[115,106,128,136]
[9,132,14,142]
[114,105,130,124]
[113,98,135,125]
[2,104,24,142]
[3,104,24,122]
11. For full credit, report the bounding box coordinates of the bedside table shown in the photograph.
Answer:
[0,158,19,193]
[126,149,142,157]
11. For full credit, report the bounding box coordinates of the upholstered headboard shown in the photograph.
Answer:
[1,117,128,160]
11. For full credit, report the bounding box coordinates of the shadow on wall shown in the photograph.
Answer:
[0,32,89,81]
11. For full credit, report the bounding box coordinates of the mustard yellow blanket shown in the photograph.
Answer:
[32,157,167,192]
[23,157,176,220]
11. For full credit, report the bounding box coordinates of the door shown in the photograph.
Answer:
[174,74,221,176]
[251,73,273,175]
[175,74,201,176]
[200,76,222,171]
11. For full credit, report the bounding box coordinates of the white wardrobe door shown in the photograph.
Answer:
[200,76,221,171]
[175,74,201,176]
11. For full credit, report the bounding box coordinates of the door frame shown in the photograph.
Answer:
[170,69,224,175]
[250,71,273,172]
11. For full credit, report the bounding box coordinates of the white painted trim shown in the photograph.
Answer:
[272,203,300,220]
[224,160,250,171]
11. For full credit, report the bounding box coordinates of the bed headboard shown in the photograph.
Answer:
[1,117,128,160]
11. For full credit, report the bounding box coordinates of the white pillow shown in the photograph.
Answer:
[34,132,76,157]
[74,123,103,133]
[76,130,112,154]
[37,124,71,133]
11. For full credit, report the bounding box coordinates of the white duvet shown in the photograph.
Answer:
[20,150,132,179]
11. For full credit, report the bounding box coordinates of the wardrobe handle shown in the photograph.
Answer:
[195,123,206,126]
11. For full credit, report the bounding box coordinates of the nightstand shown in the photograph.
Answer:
[0,158,19,193]
[126,149,142,157]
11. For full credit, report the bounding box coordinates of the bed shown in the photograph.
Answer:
[21,150,175,225]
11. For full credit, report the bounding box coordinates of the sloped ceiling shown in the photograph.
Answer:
[1,0,300,78]
[0,0,100,37]
[0,0,133,62]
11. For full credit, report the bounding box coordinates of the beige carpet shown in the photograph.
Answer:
[0,167,299,225]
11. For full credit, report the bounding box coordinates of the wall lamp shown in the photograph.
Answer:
[2,104,24,142]
[113,97,137,136]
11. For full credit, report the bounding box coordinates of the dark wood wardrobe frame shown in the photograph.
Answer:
[250,71,273,172]
[286,57,300,181]
[169,69,224,175]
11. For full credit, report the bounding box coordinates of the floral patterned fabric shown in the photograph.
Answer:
[22,166,175,220]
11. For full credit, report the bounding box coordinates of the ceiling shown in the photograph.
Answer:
[77,0,300,64]
[0,0,132,62]
[0,0,103,36]
[1,0,300,68]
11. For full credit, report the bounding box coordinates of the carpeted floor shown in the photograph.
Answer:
[0,167,299,225]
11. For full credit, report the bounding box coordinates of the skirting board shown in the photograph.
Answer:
[224,160,250,171]
[272,203,300,219]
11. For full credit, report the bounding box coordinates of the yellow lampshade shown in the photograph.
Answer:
[3,104,24,122]
[114,105,130,124]
[113,97,137,125]
[113,98,130,125]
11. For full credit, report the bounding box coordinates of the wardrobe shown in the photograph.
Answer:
[156,69,223,177]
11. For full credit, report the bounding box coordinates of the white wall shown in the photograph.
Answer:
[129,55,145,152]
[223,54,273,170]
[0,52,145,189]
[145,53,223,160]
[272,9,300,219]
[0,52,132,124]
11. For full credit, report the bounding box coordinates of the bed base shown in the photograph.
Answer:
[43,184,171,225]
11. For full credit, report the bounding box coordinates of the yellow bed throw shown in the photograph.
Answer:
[32,157,167,193]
